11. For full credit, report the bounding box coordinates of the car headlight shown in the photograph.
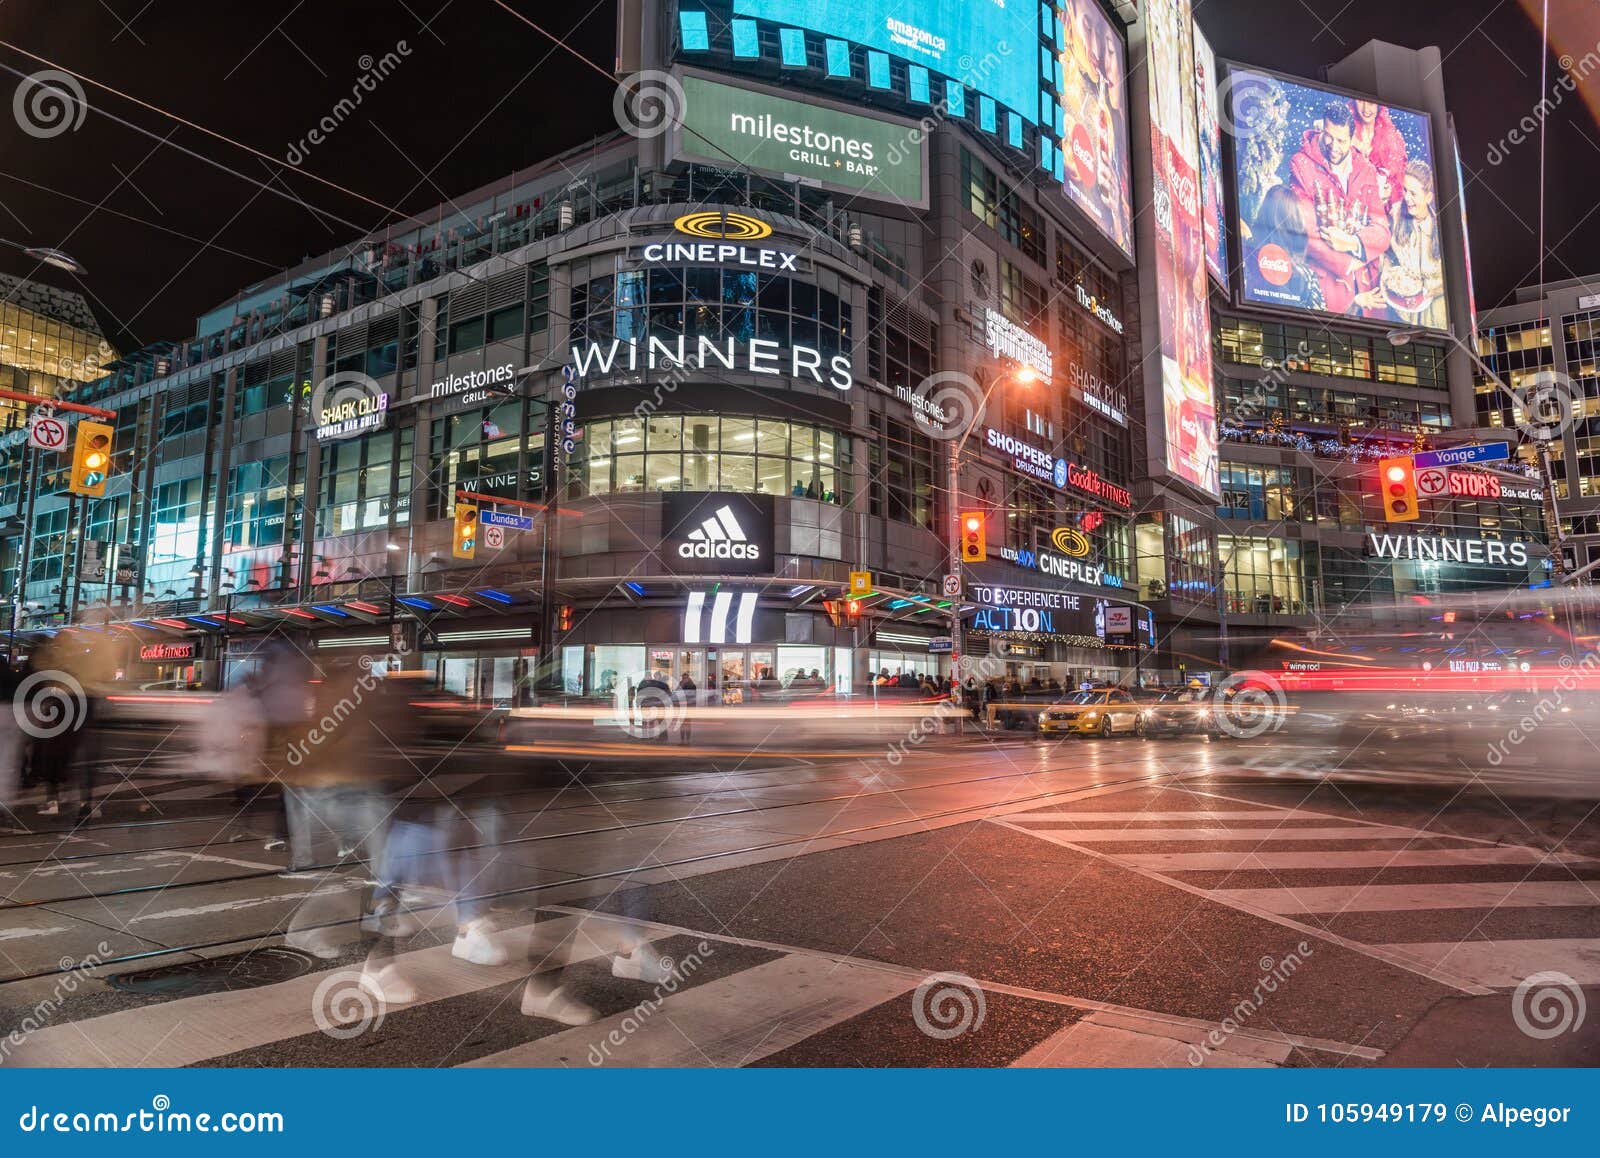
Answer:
[1083,709,1099,720]
[1038,711,1049,723]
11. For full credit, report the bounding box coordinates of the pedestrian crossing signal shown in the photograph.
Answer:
[1378,457,1419,522]
[69,420,114,497]
[452,502,478,559]
[557,604,574,632]
[959,511,986,562]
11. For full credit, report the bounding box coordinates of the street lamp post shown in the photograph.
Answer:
[945,364,1036,680]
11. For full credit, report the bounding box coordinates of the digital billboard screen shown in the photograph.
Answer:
[674,73,927,205]
[731,1,1040,124]
[1146,0,1218,496]
[1231,66,1450,331]
[1192,26,1228,289]
[1056,0,1133,258]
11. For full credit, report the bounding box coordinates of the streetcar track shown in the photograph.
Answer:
[0,761,1187,981]
[0,743,1171,908]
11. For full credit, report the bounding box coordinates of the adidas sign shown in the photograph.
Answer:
[678,504,760,561]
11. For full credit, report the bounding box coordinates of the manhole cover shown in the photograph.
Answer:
[107,947,319,997]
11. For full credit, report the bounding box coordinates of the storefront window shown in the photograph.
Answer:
[1220,536,1307,615]
[317,427,414,536]
[429,399,531,517]
[576,414,847,501]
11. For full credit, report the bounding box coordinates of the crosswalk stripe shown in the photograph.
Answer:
[1010,825,1431,842]
[1011,811,1297,822]
[1377,938,1600,988]
[1012,1011,1287,1068]
[462,955,914,1068]
[3,915,645,1067]
[1212,880,1600,915]
[1118,848,1593,872]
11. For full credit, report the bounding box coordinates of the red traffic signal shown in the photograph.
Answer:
[1378,457,1418,522]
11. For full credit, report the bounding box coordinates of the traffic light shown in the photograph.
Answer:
[452,502,479,559]
[959,511,987,562]
[557,604,574,632]
[68,420,114,497]
[822,597,864,628]
[1378,457,1419,522]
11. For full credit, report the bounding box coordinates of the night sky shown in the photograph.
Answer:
[0,0,1592,354]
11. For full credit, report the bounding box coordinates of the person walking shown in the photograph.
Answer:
[676,671,697,745]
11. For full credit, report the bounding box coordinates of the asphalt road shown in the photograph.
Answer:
[1,726,1596,1068]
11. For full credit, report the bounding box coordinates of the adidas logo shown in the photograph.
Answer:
[678,504,760,560]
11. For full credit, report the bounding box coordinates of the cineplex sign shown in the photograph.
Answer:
[983,428,1132,507]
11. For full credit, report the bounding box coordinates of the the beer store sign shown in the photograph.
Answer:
[1365,533,1530,568]
[984,309,1053,383]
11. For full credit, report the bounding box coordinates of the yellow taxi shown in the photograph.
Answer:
[1037,688,1143,738]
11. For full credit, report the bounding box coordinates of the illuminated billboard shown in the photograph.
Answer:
[1056,0,1133,258]
[730,1,1040,124]
[1192,26,1228,289]
[1231,66,1450,331]
[1145,0,1218,495]
[674,73,927,205]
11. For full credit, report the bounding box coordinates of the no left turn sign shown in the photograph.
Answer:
[1415,466,1447,497]
[27,415,67,451]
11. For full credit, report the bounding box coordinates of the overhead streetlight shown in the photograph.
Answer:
[0,238,87,276]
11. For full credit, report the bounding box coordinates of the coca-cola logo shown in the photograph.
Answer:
[1070,124,1095,184]
[1152,185,1172,233]
[1257,243,1293,287]
[1169,171,1199,218]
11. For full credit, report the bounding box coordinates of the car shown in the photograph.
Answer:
[1038,688,1143,738]
[1140,686,1224,738]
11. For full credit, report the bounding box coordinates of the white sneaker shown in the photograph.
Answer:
[452,918,508,966]
[37,800,59,817]
[520,982,598,1025]
[611,945,675,985]
[360,898,420,937]
[359,962,417,1005]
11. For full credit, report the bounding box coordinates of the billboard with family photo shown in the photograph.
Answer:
[1231,66,1450,331]
[1056,0,1134,259]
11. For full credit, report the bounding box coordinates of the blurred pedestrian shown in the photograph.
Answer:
[676,671,697,745]
[21,628,115,821]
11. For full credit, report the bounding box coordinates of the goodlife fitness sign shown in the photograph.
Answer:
[983,428,1131,508]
